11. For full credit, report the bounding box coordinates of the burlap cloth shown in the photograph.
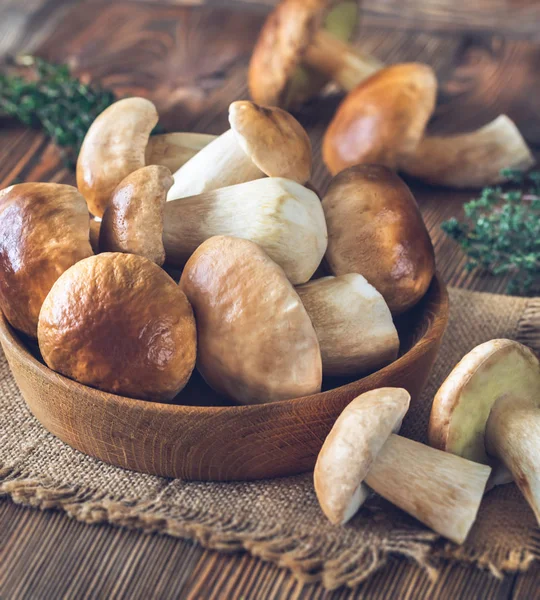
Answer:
[1,287,539,590]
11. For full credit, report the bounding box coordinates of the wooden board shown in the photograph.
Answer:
[1,0,539,597]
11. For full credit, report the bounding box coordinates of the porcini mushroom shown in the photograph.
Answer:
[429,339,540,524]
[315,388,491,543]
[322,63,437,175]
[145,132,217,172]
[322,165,435,315]
[180,236,322,404]
[249,0,383,108]
[167,101,312,199]
[163,177,327,285]
[296,274,399,376]
[100,165,173,265]
[322,65,535,186]
[398,115,536,188]
[38,253,197,402]
[77,97,158,217]
[0,183,93,338]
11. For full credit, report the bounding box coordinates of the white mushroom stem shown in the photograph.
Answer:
[399,115,535,188]
[145,132,216,172]
[486,394,540,524]
[304,30,383,91]
[163,177,327,285]
[365,435,491,544]
[166,129,264,200]
[296,274,399,377]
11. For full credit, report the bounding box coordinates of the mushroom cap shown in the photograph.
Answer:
[76,97,158,217]
[322,63,437,175]
[38,253,197,402]
[429,339,540,464]
[100,165,173,265]
[0,183,93,338]
[145,132,217,172]
[179,236,322,404]
[229,101,312,184]
[296,274,399,376]
[322,165,435,315]
[314,388,410,524]
[248,0,357,108]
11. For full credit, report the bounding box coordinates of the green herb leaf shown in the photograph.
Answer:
[0,55,117,169]
[442,169,540,295]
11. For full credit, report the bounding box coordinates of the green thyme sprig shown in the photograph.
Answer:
[0,55,116,168]
[442,169,540,295]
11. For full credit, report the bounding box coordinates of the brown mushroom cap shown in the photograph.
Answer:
[145,132,217,172]
[229,101,312,184]
[248,0,358,108]
[429,339,540,464]
[322,165,435,315]
[322,63,437,175]
[76,97,158,217]
[179,236,322,404]
[38,253,196,402]
[0,183,93,338]
[100,165,173,265]
[314,388,410,524]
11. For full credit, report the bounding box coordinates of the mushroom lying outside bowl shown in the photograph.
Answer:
[0,273,447,481]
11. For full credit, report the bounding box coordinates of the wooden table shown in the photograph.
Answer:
[1,1,539,597]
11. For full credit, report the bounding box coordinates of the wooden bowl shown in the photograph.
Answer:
[0,274,448,481]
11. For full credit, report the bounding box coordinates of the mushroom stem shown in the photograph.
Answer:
[167,129,264,200]
[303,30,383,91]
[163,177,327,285]
[398,115,535,188]
[485,394,540,524]
[365,434,491,544]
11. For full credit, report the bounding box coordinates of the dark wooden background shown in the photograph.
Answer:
[1,0,540,597]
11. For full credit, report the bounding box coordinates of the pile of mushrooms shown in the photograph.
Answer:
[1,96,429,402]
[248,0,536,188]
[2,93,535,544]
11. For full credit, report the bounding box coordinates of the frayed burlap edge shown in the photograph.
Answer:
[1,465,440,590]
[1,296,540,590]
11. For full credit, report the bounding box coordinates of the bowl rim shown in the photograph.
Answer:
[0,273,449,416]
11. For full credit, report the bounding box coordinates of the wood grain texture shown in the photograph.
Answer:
[0,0,539,597]
[1,497,535,600]
[131,0,540,40]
